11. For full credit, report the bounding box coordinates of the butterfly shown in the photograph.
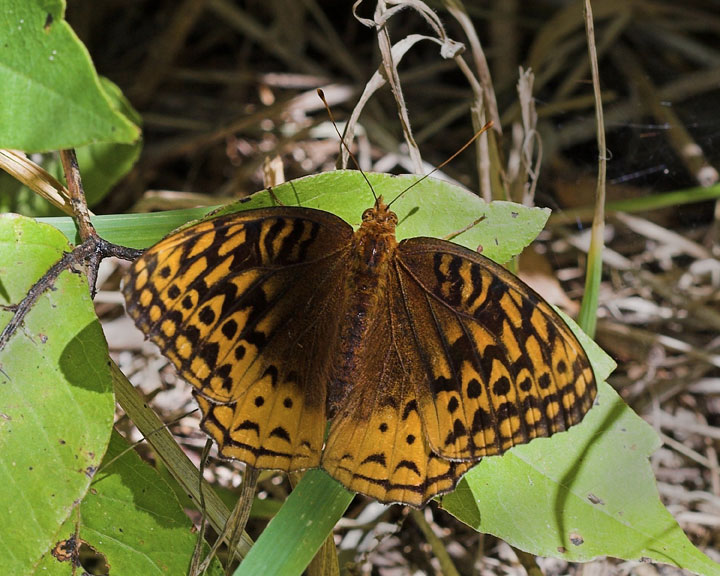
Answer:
[123,173,597,507]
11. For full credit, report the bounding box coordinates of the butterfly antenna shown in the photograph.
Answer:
[386,121,494,208]
[317,88,378,202]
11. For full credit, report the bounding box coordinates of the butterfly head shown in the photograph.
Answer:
[361,195,398,231]
[354,195,399,271]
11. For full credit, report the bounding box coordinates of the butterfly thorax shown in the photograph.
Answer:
[327,197,399,416]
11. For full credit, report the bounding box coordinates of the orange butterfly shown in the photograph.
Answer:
[124,177,596,507]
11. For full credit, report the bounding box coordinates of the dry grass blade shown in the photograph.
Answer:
[0,150,73,214]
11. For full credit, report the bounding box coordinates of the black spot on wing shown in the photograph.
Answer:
[431,376,456,395]
[361,453,387,467]
[167,284,181,299]
[444,418,468,447]
[402,400,418,420]
[492,376,510,396]
[472,406,492,431]
[395,460,421,476]
[467,378,483,398]
[222,319,238,339]
[184,324,200,346]
[269,426,291,442]
[199,306,216,325]
[235,420,260,435]
[199,341,219,371]
[538,373,551,389]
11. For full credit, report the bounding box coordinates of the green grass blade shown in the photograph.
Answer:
[233,470,353,576]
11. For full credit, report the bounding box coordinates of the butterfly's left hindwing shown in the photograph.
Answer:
[124,207,353,472]
[395,237,596,461]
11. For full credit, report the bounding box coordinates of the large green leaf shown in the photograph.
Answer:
[43,170,550,258]
[0,0,139,151]
[0,214,115,575]
[35,432,224,575]
[209,173,713,574]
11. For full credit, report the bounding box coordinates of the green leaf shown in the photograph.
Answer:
[0,0,139,151]
[439,315,720,575]
[41,207,215,249]
[43,170,549,258]
[0,76,143,216]
[0,214,115,575]
[35,432,224,575]
[208,172,710,574]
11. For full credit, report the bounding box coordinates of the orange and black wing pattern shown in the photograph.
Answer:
[124,207,353,472]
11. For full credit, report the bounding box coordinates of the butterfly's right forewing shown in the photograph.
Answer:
[124,207,353,472]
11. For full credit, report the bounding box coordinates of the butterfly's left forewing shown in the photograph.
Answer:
[395,237,597,461]
[124,207,353,472]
